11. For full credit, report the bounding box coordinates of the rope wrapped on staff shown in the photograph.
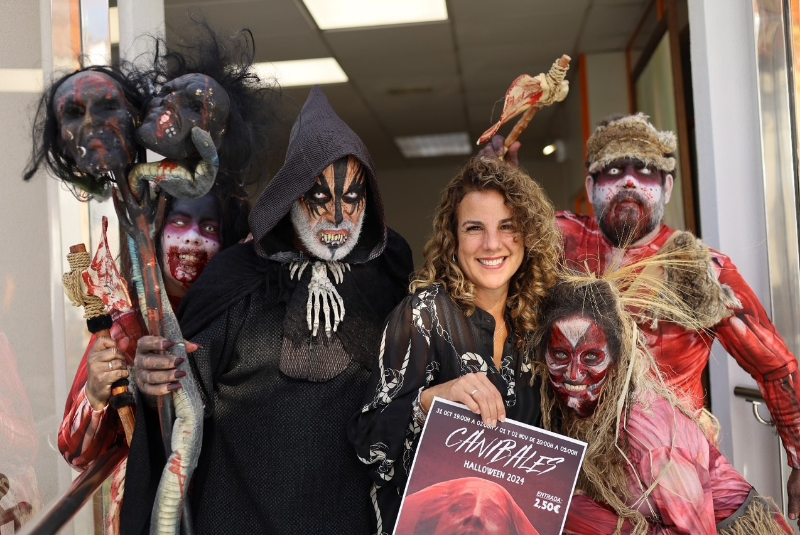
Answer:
[62,231,136,446]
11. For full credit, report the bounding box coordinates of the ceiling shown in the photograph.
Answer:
[163,0,650,172]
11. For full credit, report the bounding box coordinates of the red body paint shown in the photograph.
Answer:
[545,315,611,418]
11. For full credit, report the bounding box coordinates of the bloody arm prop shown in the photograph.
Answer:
[477,55,571,155]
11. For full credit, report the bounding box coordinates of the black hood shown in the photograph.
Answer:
[250,86,386,264]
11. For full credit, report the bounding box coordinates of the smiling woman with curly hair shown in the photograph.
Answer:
[349,156,562,534]
[412,156,562,342]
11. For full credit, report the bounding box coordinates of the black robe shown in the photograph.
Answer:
[120,86,413,534]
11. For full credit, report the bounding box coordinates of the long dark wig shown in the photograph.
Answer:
[22,63,148,198]
[144,16,284,190]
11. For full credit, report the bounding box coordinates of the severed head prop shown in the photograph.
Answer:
[24,65,145,198]
[136,73,230,160]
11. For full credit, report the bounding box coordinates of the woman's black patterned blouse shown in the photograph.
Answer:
[348,284,541,534]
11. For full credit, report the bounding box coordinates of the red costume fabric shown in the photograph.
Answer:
[58,310,143,468]
[557,211,800,468]
[564,394,792,534]
[57,310,145,535]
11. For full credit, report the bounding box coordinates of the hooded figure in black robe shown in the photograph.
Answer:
[121,86,413,534]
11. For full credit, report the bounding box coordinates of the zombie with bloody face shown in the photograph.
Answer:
[481,114,800,524]
[56,183,249,535]
[159,196,223,301]
[131,86,413,533]
[533,273,793,534]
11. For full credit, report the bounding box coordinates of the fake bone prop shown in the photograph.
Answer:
[290,260,350,337]
[477,55,571,153]
[128,126,219,200]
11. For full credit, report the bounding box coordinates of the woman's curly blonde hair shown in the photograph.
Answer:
[410,157,562,349]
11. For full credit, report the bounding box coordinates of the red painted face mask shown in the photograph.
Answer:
[545,314,613,418]
[136,73,231,160]
[53,71,138,176]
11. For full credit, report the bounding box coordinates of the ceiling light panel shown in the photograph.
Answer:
[253,58,348,87]
[303,0,448,30]
[395,132,471,158]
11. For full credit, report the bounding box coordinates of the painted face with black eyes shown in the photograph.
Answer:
[545,314,612,418]
[53,70,138,176]
[136,73,230,160]
[588,158,673,247]
[290,155,367,261]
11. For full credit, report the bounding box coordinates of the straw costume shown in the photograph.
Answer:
[533,252,793,534]
[557,114,800,478]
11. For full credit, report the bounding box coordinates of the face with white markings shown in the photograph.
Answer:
[291,155,367,261]
[545,314,612,417]
[455,189,524,305]
[136,73,230,160]
[587,158,673,247]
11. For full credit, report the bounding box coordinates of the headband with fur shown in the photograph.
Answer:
[586,113,677,174]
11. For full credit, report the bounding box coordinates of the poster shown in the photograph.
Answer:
[395,397,586,535]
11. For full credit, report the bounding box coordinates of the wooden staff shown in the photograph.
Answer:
[63,244,135,446]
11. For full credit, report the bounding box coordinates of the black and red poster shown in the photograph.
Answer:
[395,397,586,535]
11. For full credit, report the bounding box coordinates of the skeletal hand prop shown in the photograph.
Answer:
[290,260,350,337]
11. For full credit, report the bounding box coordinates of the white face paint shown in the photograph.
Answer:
[291,201,364,261]
[291,156,367,261]
[589,161,671,247]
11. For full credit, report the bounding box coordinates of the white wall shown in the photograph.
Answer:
[689,0,787,508]
[585,52,630,128]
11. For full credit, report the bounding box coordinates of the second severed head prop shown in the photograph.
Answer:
[130,21,279,201]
